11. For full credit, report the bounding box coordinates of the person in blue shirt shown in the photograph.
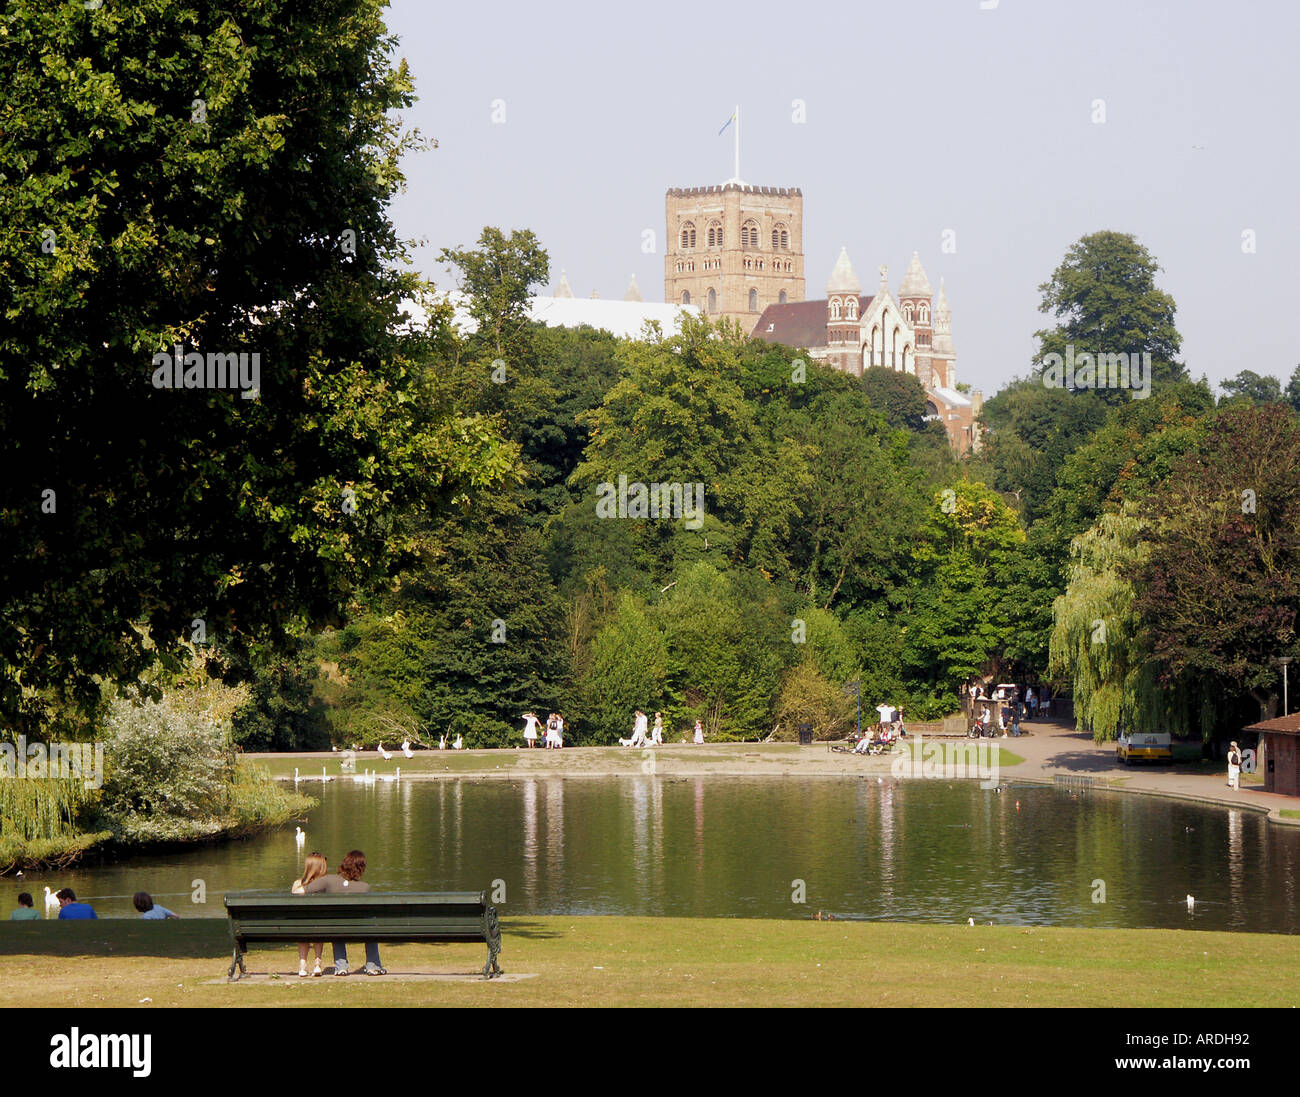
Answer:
[133,892,178,919]
[55,888,97,919]
[10,892,41,920]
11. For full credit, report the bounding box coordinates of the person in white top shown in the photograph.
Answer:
[521,712,540,747]
[552,713,564,748]
[652,713,664,745]
[693,720,704,744]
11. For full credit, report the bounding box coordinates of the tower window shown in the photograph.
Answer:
[771,223,790,250]
[749,288,758,312]
[707,288,717,313]
[742,219,760,248]
[682,291,691,305]
[707,220,723,248]
[778,290,787,304]
[680,222,696,249]
[919,304,930,324]
[903,303,914,323]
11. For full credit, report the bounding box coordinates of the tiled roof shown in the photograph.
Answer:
[1243,712,1300,735]
[751,297,872,349]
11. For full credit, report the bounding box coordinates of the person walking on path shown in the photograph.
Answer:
[652,713,664,746]
[1227,741,1242,791]
[693,719,705,745]
[521,712,540,747]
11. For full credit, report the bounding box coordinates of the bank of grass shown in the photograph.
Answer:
[1,916,1296,1008]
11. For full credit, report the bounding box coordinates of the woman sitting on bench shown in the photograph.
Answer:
[302,849,386,976]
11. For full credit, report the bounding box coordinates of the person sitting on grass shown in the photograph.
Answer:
[291,852,328,977]
[303,849,386,976]
[133,891,179,919]
[10,892,40,920]
[55,888,97,920]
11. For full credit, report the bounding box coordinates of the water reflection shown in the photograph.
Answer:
[17,778,1300,933]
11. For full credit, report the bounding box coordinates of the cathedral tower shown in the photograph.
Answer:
[664,183,805,327]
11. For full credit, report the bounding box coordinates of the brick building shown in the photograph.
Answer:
[752,248,983,455]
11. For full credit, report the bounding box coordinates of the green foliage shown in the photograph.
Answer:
[0,0,515,733]
[1034,230,1185,399]
[861,366,927,430]
[1219,369,1282,406]
[1048,507,1152,741]
[773,661,856,740]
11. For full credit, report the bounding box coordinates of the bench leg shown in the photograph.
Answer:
[227,945,247,983]
[483,906,504,979]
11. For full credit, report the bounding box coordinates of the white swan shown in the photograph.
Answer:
[1187,894,1195,911]
[377,742,393,760]
[453,735,464,750]
[295,826,305,846]
[401,739,413,758]
[45,886,60,913]
[438,736,446,750]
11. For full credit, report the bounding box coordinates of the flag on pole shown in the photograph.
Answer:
[717,110,737,136]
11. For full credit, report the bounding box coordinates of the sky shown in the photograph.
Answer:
[383,0,1300,398]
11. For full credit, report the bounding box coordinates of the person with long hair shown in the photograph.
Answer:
[292,851,328,977]
[302,849,385,976]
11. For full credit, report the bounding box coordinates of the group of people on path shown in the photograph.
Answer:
[618,710,706,747]
[520,712,565,748]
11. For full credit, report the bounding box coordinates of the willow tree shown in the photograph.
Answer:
[1049,506,1153,741]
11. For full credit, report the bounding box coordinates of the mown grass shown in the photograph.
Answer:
[1,916,1295,1008]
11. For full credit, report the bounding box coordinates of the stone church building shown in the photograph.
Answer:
[663,181,981,454]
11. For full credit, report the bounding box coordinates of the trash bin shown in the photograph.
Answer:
[798,723,813,746]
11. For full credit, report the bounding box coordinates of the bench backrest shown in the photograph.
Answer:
[224,890,489,943]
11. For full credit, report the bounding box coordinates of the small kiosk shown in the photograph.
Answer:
[1241,713,1300,797]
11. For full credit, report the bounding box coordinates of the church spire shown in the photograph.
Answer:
[555,269,574,298]
[899,251,932,299]
[825,246,860,294]
[623,274,643,302]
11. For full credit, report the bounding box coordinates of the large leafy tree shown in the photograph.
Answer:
[1034,230,1185,401]
[1132,404,1300,723]
[1219,369,1282,406]
[0,1,513,731]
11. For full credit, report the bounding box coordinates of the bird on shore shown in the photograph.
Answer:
[453,735,464,751]
[45,887,59,914]
[401,739,413,759]
[377,742,393,760]
[1186,894,1195,911]
[968,917,975,926]
[438,736,446,751]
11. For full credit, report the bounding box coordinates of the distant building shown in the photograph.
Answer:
[663,182,805,327]
[407,281,699,341]
[753,249,982,454]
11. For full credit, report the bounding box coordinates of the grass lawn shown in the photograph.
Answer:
[3,916,1294,1008]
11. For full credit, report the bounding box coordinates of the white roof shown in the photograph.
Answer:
[400,291,699,340]
[931,385,972,407]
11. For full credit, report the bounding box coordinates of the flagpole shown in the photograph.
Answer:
[734,103,740,181]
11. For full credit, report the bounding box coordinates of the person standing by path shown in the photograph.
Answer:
[521,712,540,748]
[1227,741,1242,791]
[693,719,704,745]
[652,713,664,745]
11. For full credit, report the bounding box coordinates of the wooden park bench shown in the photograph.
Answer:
[223,890,503,982]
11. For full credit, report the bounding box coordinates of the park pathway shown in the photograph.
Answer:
[1003,718,1300,825]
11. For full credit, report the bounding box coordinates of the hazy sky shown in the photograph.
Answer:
[384,0,1299,397]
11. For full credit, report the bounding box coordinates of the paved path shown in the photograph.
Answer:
[999,718,1300,825]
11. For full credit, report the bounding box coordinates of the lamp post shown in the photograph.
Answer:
[1280,657,1292,717]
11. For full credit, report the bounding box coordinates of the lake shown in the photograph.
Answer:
[15,776,1300,932]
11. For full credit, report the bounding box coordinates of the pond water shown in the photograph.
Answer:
[13,777,1300,932]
